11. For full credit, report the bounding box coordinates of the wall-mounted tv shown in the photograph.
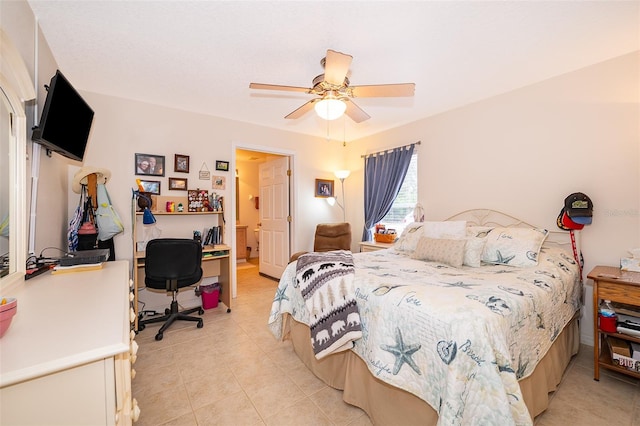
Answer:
[31,70,94,162]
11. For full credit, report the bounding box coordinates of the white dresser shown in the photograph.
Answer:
[0,261,139,425]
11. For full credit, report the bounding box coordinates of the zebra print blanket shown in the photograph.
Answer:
[295,250,362,360]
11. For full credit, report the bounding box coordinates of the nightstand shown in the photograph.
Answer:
[588,265,640,381]
[359,241,394,252]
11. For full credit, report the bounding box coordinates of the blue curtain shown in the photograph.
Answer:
[362,144,415,241]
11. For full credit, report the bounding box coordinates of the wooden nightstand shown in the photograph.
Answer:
[359,241,394,252]
[588,265,640,381]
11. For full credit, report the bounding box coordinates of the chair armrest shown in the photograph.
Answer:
[289,251,308,263]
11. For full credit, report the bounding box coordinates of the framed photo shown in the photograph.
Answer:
[168,177,188,190]
[174,154,190,173]
[315,179,334,198]
[139,180,161,195]
[212,175,226,190]
[215,160,229,171]
[135,153,165,176]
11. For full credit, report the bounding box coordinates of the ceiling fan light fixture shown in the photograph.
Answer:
[315,96,346,120]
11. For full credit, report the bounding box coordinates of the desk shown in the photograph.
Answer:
[0,261,138,425]
[133,244,232,330]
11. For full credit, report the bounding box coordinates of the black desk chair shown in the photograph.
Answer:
[138,238,204,341]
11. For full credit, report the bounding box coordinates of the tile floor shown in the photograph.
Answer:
[132,259,640,425]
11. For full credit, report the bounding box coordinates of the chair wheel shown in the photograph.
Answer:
[138,324,146,331]
[198,308,204,315]
[165,308,171,315]
[197,320,204,328]
[155,332,163,341]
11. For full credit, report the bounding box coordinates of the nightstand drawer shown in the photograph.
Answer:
[598,281,640,306]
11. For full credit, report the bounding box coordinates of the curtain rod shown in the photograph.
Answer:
[361,141,421,158]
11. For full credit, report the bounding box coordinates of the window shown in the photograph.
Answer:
[379,153,418,236]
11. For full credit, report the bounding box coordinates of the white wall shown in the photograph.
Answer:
[344,51,640,345]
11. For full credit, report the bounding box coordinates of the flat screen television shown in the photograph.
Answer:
[31,70,94,161]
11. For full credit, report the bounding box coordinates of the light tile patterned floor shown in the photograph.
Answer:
[132,260,640,425]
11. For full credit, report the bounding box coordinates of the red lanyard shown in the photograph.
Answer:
[570,230,583,282]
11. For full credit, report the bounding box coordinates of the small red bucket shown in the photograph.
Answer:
[201,285,220,310]
[599,315,617,333]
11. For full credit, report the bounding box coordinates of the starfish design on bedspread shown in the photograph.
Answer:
[380,328,422,375]
[273,287,289,303]
[441,281,478,289]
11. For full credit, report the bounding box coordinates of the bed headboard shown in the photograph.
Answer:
[444,209,573,249]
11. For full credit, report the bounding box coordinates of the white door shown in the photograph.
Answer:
[259,156,290,279]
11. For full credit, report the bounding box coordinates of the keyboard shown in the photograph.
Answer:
[58,249,110,266]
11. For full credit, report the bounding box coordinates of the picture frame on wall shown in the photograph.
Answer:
[139,180,161,195]
[315,179,334,198]
[174,154,190,173]
[212,175,226,190]
[169,177,188,190]
[135,153,165,176]
[215,160,229,171]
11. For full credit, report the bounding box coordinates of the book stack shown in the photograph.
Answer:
[202,226,222,246]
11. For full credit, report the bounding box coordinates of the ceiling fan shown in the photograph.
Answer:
[249,49,415,123]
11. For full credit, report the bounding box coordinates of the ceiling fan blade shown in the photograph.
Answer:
[344,99,370,123]
[350,83,415,98]
[285,99,319,119]
[249,83,311,93]
[323,49,353,86]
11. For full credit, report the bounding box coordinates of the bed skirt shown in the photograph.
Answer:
[282,313,580,425]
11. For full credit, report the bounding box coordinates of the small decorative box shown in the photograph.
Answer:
[374,233,396,244]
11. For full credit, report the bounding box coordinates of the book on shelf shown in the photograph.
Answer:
[201,226,221,246]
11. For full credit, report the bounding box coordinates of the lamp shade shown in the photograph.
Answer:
[315,97,346,120]
[335,170,351,180]
[142,207,156,225]
[326,197,337,206]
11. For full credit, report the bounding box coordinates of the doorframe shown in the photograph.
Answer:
[230,141,297,298]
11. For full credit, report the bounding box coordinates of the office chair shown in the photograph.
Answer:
[138,238,204,341]
[289,222,352,262]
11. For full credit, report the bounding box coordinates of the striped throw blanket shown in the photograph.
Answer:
[296,250,362,360]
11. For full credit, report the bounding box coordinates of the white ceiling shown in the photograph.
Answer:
[26,1,639,141]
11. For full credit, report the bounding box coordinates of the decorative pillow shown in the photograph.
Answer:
[394,222,426,253]
[423,220,467,239]
[466,226,494,238]
[481,227,549,267]
[411,237,466,268]
[463,226,493,267]
[463,237,486,267]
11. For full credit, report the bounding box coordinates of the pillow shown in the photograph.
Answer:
[481,227,549,267]
[463,226,493,267]
[411,237,466,268]
[394,222,426,253]
[463,237,486,267]
[466,226,494,238]
[423,220,467,239]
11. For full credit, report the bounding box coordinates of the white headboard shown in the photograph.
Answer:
[444,209,574,249]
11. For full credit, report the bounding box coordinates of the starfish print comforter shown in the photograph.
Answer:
[268,246,581,425]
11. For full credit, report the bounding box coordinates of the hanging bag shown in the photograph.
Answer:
[67,187,85,251]
[95,183,124,241]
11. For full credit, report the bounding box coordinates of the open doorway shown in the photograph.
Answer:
[234,147,293,280]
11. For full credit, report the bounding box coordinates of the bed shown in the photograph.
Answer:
[268,210,583,425]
